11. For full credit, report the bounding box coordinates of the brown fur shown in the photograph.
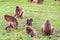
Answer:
[42,20,54,36]
[28,0,33,2]
[4,14,18,30]
[26,18,33,26]
[26,26,36,37]
[14,6,24,18]
[55,0,60,1]
[29,0,44,4]
[59,0,60,1]
[38,0,43,4]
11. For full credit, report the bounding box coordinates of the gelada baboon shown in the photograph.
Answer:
[26,18,33,26]
[26,26,36,37]
[42,20,54,36]
[4,14,18,30]
[14,6,24,18]
[28,0,44,4]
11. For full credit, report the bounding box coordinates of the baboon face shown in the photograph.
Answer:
[26,18,33,26]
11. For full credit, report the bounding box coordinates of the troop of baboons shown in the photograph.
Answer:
[28,0,60,4]
[3,0,60,37]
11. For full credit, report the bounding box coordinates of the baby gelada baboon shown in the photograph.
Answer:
[26,18,33,26]
[42,20,54,36]
[4,14,18,30]
[26,26,36,37]
[29,0,44,4]
[14,6,24,18]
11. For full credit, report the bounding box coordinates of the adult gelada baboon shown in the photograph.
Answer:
[14,6,24,18]
[41,20,54,36]
[4,14,18,30]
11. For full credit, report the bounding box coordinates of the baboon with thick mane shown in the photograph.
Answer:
[42,20,54,36]
[4,14,18,30]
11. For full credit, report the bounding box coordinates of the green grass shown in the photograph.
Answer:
[0,0,60,40]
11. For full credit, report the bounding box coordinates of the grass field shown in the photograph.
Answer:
[0,0,60,40]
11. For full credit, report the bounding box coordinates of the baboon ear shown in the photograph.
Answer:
[30,18,33,22]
